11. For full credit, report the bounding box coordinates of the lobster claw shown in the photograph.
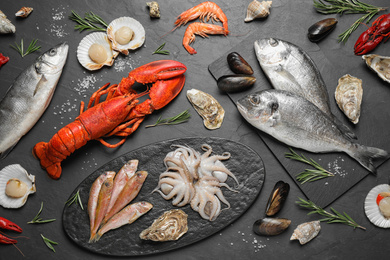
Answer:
[0,217,22,233]
[354,27,383,55]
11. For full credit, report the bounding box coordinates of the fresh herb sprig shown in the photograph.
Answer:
[41,234,58,253]
[146,109,190,128]
[296,198,366,230]
[313,0,386,43]
[285,148,334,184]
[69,11,108,32]
[153,43,170,55]
[10,39,41,57]
[28,202,56,224]
[65,189,84,210]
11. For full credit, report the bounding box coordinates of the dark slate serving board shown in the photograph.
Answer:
[208,30,390,208]
[62,137,265,256]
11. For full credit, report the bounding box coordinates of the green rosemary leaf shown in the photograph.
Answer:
[66,189,84,210]
[28,202,56,224]
[69,10,107,32]
[145,109,190,127]
[153,43,170,55]
[10,39,41,57]
[41,234,58,253]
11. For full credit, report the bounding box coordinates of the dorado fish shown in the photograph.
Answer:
[254,38,356,140]
[236,89,388,174]
[0,42,68,158]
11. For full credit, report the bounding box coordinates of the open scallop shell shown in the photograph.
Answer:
[364,184,390,228]
[0,164,36,209]
[77,32,119,71]
[107,17,145,55]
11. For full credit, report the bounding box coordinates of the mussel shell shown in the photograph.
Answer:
[227,52,254,75]
[217,74,256,93]
[265,181,290,217]
[253,218,291,236]
[307,18,337,42]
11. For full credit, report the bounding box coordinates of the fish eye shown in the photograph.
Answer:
[269,38,278,47]
[249,95,260,105]
[49,49,57,56]
[270,102,278,113]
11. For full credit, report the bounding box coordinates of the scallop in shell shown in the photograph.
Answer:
[187,89,225,130]
[77,32,119,71]
[364,184,390,228]
[335,74,363,124]
[245,0,272,23]
[140,209,188,241]
[0,164,36,209]
[107,17,145,55]
[362,54,390,84]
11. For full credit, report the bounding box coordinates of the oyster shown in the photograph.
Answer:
[0,164,36,208]
[187,89,225,130]
[147,1,160,18]
[253,217,291,236]
[362,54,390,84]
[290,221,321,245]
[227,52,254,75]
[107,17,145,55]
[335,74,363,124]
[307,18,337,42]
[15,7,33,18]
[140,209,188,241]
[265,181,290,217]
[217,75,256,93]
[0,10,15,34]
[77,32,119,71]
[245,0,272,23]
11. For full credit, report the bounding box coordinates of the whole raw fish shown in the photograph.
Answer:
[254,38,356,140]
[0,42,68,158]
[236,89,388,174]
[94,201,153,242]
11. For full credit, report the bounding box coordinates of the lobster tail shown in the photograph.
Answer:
[33,142,63,179]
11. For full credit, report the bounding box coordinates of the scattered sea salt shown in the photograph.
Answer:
[47,5,70,38]
[328,156,348,177]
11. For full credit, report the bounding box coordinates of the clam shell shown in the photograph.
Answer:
[265,181,290,217]
[245,0,272,23]
[227,52,254,75]
[107,17,145,55]
[290,221,321,245]
[217,74,256,93]
[0,164,36,209]
[77,32,119,71]
[362,54,390,84]
[0,10,16,33]
[15,7,33,18]
[187,89,225,130]
[335,74,363,124]
[364,184,390,228]
[307,18,337,42]
[253,217,291,236]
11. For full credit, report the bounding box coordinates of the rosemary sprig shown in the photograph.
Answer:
[313,0,386,43]
[28,202,56,224]
[41,234,58,253]
[69,10,107,32]
[145,109,190,127]
[153,43,170,55]
[285,148,334,184]
[296,197,366,230]
[65,189,84,210]
[10,39,41,57]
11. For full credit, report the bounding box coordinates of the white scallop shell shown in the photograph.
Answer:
[107,17,145,55]
[364,184,390,228]
[0,164,36,209]
[77,32,119,71]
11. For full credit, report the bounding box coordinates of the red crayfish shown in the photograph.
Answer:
[33,60,187,179]
[354,13,390,55]
[0,216,22,244]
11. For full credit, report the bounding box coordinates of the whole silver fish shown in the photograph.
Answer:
[237,89,388,174]
[254,38,356,140]
[0,42,69,158]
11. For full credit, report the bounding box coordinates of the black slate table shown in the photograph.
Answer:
[0,0,389,259]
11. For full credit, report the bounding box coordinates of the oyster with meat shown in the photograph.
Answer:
[362,54,390,84]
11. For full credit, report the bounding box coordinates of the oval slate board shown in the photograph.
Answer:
[62,137,265,256]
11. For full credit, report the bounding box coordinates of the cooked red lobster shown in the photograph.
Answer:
[0,216,22,244]
[33,60,186,179]
[354,13,390,55]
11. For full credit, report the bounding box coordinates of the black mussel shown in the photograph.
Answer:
[217,74,256,93]
[265,181,290,217]
[227,52,254,75]
[253,218,291,236]
[307,18,338,42]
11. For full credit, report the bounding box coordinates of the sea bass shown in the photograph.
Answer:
[0,42,68,158]
[236,89,388,174]
[254,38,356,140]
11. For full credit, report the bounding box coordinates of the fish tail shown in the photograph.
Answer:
[349,144,389,174]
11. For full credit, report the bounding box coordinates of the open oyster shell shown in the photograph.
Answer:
[362,54,390,84]
[335,74,363,124]
[107,17,145,55]
[139,209,188,241]
[0,164,36,208]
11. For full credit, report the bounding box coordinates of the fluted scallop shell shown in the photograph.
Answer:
[139,209,188,241]
[15,7,33,18]
[245,0,272,22]
[187,89,225,130]
[335,74,363,124]
[107,17,145,55]
[364,184,390,228]
[0,164,36,209]
[290,221,321,245]
[0,10,16,34]
[77,32,119,71]
[362,54,390,84]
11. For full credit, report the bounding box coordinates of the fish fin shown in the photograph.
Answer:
[0,142,19,159]
[349,144,389,174]
[33,75,47,96]
[332,116,357,140]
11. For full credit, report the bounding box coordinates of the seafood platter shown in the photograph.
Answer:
[1,0,390,259]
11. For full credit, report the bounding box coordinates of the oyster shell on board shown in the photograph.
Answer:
[335,74,363,124]
[362,54,390,84]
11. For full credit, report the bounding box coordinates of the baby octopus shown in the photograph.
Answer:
[164,144,201,179]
